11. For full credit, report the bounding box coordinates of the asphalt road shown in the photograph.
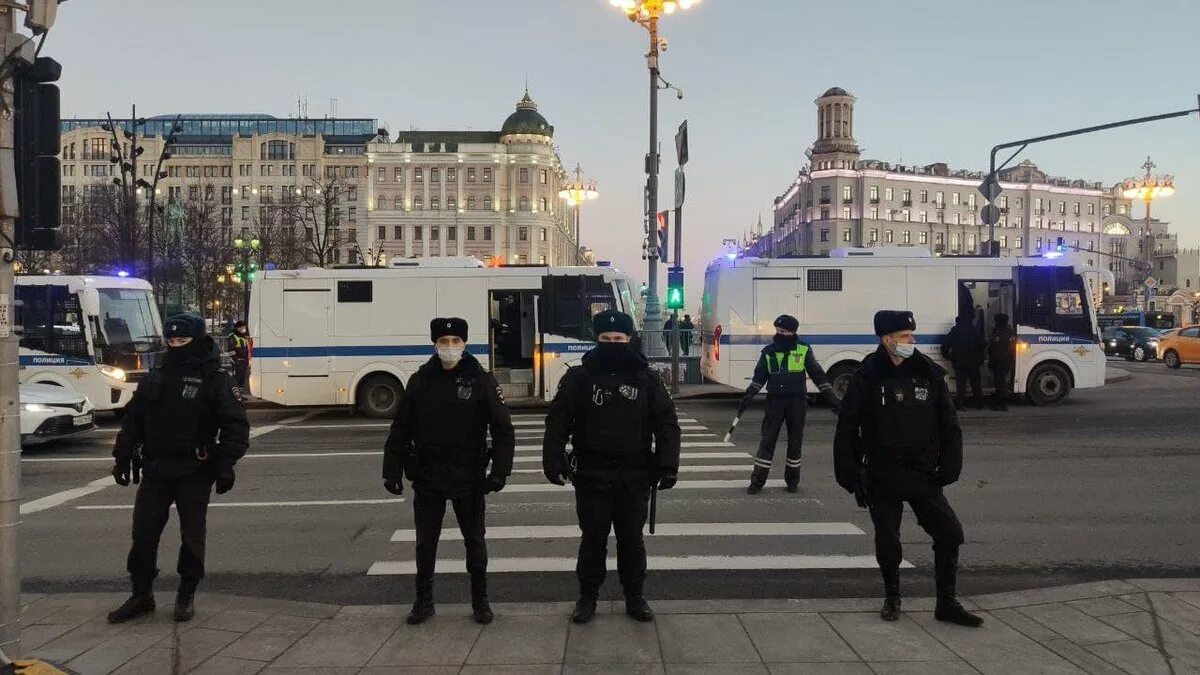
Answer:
[17,361,1200,605]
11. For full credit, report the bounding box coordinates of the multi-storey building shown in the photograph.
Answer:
[747,87,1157,292]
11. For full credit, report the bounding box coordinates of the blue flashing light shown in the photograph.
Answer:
[116,270,131,278]
[265,262,277,271]
[725,253,738,260]
[1044,251,1064,259]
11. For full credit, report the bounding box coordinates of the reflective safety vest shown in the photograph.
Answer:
[765,345,809,374]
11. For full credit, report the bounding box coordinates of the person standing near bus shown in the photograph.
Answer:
[679,314,696,356]
[941,314,986,410]
[987,313,1015,411]
[742,314,839,494]
[226,320,251,393]
[542,310,681,624]
[107,314,249,624]
[382,318,515,626]
[834,310,983,628]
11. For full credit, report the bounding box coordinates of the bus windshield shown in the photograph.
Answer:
[93,288,163,368]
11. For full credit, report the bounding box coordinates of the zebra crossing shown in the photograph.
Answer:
[366,410,908,576]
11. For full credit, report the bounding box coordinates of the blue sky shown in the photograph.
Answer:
[46,0,1200,308]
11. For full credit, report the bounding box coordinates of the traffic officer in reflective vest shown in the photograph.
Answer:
[383,317,515,626]
[543,310,681,624]
[226,320,251,391]
[743,314,839,494]
[833,310,983,627]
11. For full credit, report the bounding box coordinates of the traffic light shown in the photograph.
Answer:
[666,267,684,310]
[13,56,63,251]
[656,210,669,261]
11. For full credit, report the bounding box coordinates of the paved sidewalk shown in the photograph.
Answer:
[16,578,1200,674]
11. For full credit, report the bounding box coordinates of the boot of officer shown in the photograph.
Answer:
[108,314,249,624]
[833,310,983,628]
[743,314,839,494]
[382,318,515,626]
[542,310,681,624]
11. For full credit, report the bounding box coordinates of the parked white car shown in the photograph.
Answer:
[20,383,96,446]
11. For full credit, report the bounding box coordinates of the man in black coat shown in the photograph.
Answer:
[988,313,1016,411]
[383,318,515,626]
[743,314,839,494]
[108,314,249,624]
[941,314,986,410]
[543,310,681,624]
[834,310,983,628]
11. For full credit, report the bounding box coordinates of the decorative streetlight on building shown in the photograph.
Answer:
[609,0,700,353]
[558,163,598,265]
[1122,156,1175,267]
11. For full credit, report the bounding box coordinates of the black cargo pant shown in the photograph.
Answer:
[412,491,487,588]
[991,362,1012,403]
[233,359,249,390]
[866,473,964,582]
[953,365,983,408]
[752,394,806,486]
[127,472,214,586]
[574,477,651,599]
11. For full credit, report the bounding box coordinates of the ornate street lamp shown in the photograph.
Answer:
[1122,156,1175,269]
[558,163,599,265]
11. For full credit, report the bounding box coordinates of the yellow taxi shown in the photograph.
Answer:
[1157,325,1200,369]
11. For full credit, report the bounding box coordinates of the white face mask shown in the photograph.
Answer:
[890,342,916,359]
[436,345,464,365]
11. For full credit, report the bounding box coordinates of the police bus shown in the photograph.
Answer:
[247,257,637,416]
[701,247,1112,406]
[16,275,164,412]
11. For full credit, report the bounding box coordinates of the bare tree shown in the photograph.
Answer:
[278,173,352,268]
[251,203,306,271]
[174,187,232,317]
[79,182,147,275]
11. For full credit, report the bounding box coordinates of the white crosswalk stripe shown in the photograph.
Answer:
[391,522,864,542]
[369,555,910,575]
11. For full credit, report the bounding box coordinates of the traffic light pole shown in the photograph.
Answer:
[1,9,25,658]
[669,205,683,394]
[641,17,664,356]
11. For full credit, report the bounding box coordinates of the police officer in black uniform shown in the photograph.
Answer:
[383,318,515,626]
[743,314,839,494]
[834,310,982,627]
[543,310,681,624]
[107,314,249,624]
[226,320,251,391]
[987,313,1015,411]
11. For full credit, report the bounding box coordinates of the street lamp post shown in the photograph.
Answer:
[233,237,261,322]
[611,0,699,353]
[558,163,599,265]
[1122,157,1175,309]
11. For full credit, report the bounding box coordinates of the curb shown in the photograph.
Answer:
[1105,366,1132,384]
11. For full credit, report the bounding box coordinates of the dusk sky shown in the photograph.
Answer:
[44,0,1200,307]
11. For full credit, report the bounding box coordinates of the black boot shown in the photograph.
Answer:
[934,551,983,628]
[880,570,901,621]
[406,581,435,625]
[173,579,198,622]
[624,595,655,622]
[746,482,763,495]
[470,574,494,625]
[107,577,155,624]
[571,595,597,624]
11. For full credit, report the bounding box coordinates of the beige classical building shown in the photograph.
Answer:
[363,91,577,266]
[746,87,1161,293]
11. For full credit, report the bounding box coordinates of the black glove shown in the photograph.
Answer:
[112,460,131,487]
[831,405,842,416]
[853,486,868,509]
[485,474,507,493]
[657,473,678,491]
[543,465,566,486]
[214,468,236,495]
[383,479,404,496]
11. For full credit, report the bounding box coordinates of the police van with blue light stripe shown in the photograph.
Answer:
[701,247,1112,406]
[248,257,638,416]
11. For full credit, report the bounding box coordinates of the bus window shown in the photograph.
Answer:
[17,285,88,359]
[95,288,163,370]
[540,275,616,341]
[1018,267,1093,339]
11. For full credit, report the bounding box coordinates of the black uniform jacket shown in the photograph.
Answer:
[746,338,839,406]
[383,352,515,497]
[112,337,250,478]
[833,346,963,496]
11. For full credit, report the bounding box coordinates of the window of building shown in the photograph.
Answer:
[467,167,477,183]
[430,196,440,211]
[999,235,1008,249]
[377,195,389,210]
[348,206,357,222]
[1118,204,1127,215]
[954,213,961,225]
[346,186,357,202]
[540,197,548,213]
[520,168,530,184]
[242,206,250,220]
[841,206,851,219]
[935,232,944,245]
[901,189,911,204]
[221,186,232,204]
[413,195,423,210]
[414,168,424,182]
[967,234,976,249]
[952,192,960,206]
[842,185,852,201]
[919,190,928,204]
[467,196,477,211]
[447,195,457,210]
[392,225,401,240]
[935,191,944,206]
[1036,237,1043,250]
[519,196,530,211]
[902,230,911,244]
[968,194,976,208]
[221,208,232,226]
[377,168,387,183]
[261,141,295,161]
[540,227,548,242]
[869,207,879,219]
[869,229,879,243]
[819,229,829,242]
[1035,197,1043,213]
[519,227,529,241]
[885,230,894,243]
[483,167,493,183]
[999,195,1008,208]
[467,226,476,241]
[1015,216,1023,227]
[260,164,274,177]
[1059,201,1066,215]
[540,169,548,185]
[1016,236,1023,249]
[886,187,894,201]
[919,211,928,223]
[869,185,879,202]
[430,167,439,182]
[951,234,960,250]
[303,164,316,176]
[885,209,893,222]
[483,196,493,211]
[918,231,928,245]
[1073,202,1081,216]
[430,226,439,240]
[820,185,831,204]
[484,226,492,240]
[414,226,423,241]
[346,166,359,178]
[377,225,387,240]
[447,168,457,182]
[1088,203,1096,216]
[820,208,830,220]
[842,229,852,243]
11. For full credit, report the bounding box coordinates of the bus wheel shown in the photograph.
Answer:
[1164,350,1182,369]
[827,363,859,403]
[357,374,402,418]
[1027,363,1071,406]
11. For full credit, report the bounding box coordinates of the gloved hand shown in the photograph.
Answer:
[543,464,566,486]
[214,468,236,495]
[657,473,678,491]
[853,487,868,509]
[485,474,507,493]
[741,393,754,409]
[830,405,842,416]
[383,479,404,496]
[112,460,131,487]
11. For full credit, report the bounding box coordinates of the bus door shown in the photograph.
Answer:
[1014,265,1098,390]
[957,279,1015,388]
[538,273,618,400]
[281,288,332,379]
[489,289,539,401]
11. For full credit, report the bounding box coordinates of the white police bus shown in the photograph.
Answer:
[16,275,164,412]
[247,257,637,416]
[701,247,1112,406]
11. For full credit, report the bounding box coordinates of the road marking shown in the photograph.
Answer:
[516,441,731,452]
[78,497,406,510]
[391,522,864,542]
[249,412,318,439]
[26,448,751,465]
[20,476,115,515]
[368,554,909,575]
[513,452,750,464]
[510,464,751,475]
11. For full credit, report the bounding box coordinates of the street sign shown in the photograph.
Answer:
[1144,276,1158,288]
[978,174,1002,202]
[1147,286,1157,298]
[980,204,1001,226]
[675,120,688,166]
[674,167,685,207]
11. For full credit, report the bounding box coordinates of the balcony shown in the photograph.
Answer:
[819,198,831,205]
[842,198,853,205]
[869,197,880,204]
[901,200,912,207]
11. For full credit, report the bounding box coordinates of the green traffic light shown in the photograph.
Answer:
[666,286,685,310]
